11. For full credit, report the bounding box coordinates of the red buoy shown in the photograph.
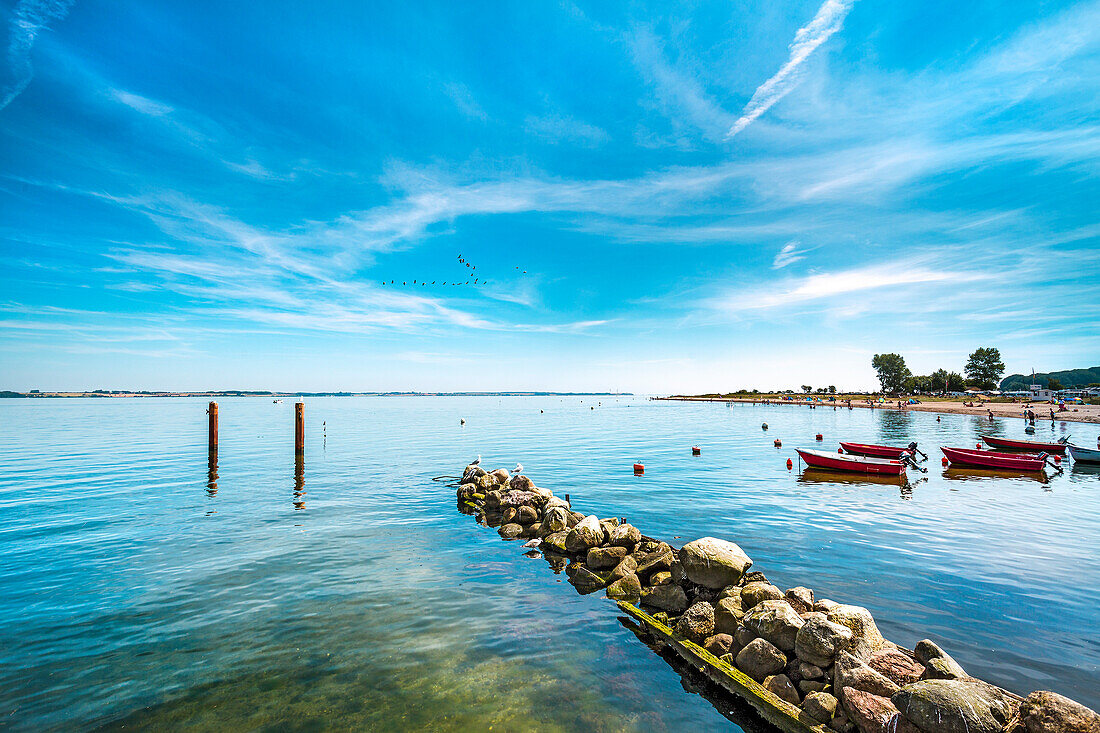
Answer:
[774,438,782,447]
[786,458,793,470]
[816,434,823,441]
[942,457,949,466]
[692,446,701,455]
[1054,455,1062,464]
[976,443,982,449]
[633,463,644,474]
[838,448,844,454]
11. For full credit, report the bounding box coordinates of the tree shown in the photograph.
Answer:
[828,385,836,394]
[965,347,1005,390]
[1048,378,1063,391]
[871,353,911,394]
[930,368,965,393]
[801,385,812,393]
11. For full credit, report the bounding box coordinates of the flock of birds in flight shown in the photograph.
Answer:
[380,254,527,287]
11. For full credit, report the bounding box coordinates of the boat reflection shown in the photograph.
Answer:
[797,468,915,499]
[941,466,1049,484]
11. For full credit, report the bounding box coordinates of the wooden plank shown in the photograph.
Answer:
[617,601,831,733]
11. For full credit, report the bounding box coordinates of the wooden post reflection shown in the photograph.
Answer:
[293,454,306,510]
[207,451,219,498]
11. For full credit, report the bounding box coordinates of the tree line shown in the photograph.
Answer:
[871,347,1005,395]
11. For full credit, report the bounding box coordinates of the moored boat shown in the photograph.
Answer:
[980,435,1067,454]
[795,448,907,476]
[839,441,913,459]
[941,446,1056,472]
[1067,443,1100,464]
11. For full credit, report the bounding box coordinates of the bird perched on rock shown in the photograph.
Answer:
[470,454,480,465]
[512,462,523,474]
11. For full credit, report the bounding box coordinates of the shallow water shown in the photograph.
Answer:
[1,396,1097,731]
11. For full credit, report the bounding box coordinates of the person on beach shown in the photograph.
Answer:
[987,409,994,421]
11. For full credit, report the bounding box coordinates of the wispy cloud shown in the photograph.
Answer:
[727,0,855,138]
[1,0,75,110]
[772,241,807,268]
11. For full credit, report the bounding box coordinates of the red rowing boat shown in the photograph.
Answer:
[840,442,913,459]
[941,447,1051,471]
[980,435,1067,454]
[796,448,907,475]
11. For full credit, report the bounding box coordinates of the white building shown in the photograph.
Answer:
[1029,384,1054,402]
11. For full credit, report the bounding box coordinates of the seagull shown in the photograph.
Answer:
[470,454,480,465]
[512,462,523,474]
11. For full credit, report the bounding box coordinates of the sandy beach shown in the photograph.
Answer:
[659,396,1100,426]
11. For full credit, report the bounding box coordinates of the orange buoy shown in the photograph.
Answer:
[1054,455,1062,464]
[838,448,844,454]
[976,443,982,449]
[942,457,949,466]
[633,463,644,474]
[691,446,701,455]
[774,438,782,447]
[786,458,793,470]
[816,434,823,441]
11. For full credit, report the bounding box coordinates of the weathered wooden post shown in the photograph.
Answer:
[294,402,305,455]
[208,401,218,453]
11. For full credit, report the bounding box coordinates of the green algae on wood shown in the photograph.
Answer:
[617,601,831,733]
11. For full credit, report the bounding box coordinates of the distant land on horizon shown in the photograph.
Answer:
[1000,367,1100,391]
[0,390,632,399]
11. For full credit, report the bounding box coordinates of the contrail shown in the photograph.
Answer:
[727,0,855,138]
[1,0,76,111]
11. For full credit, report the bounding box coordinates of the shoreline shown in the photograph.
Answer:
[656,396,1100,425]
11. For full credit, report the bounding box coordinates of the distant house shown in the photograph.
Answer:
[1029,384,1054,402]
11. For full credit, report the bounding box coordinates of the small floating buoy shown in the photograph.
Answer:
[942,457,949,466]
[762,423,769,430]
[774,438,782,447]
[976,443,982,449]
[816,434,823,441]
[786,458,793,470]
[460,418,466,425]
[838,448,843,454]
[1054,455,1062,464]
[633,463,644,474]
[691,446,701,455]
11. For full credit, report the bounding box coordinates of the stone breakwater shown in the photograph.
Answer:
[456,464,1100,733]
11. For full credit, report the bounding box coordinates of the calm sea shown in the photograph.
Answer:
[1,396,1097,731]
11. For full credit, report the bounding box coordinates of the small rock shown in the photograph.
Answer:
[489,468,510,484]
[801,680,828,694]
[842,687,899,733]
[1009,690,1100,733]
[669,560,689,584]
[499,490,540,508]
[508,474,534,490]
[714,595,745,635]
[609,523,641,548]
[502,507,518,523]
[830,709,855,733]
[636,548,675,580]
[743,599,805,652]
[892,678,1021,733]
[566,565,608,594]
[542,531,568,554]
[764,674,801,705]
[521,522,541,538]
[605,572,641,600]
[799,661,825,680]
[676,601,715,644]
[717,584,741,601]
[868,648,924,686]
[704,633,734,657]
[543,506,571,533]
[650,570,673,585]
[922,657,967,680]
[804,691,839,723]
[735,637,787,682]
[564,515,604,554]
[741,581,785,609]
[641,584,688,613]
[742,571,769,584]
[586,545,628,569]
[569,511,585,526]
[607,555,639,583]
[814,598,840,613]
[734,625,757,649]
[786,586,815,614]
[801,611,829,623]
[498,523,524,539]
[484,490,503,510]
[679,537,753,588]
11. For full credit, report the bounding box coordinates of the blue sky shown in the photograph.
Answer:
[1,0,1098,392]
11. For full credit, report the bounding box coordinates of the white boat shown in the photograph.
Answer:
[1067,443,1100,464]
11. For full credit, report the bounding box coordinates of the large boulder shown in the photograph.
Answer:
[679,537,753,588]
[892,678,1021,733]
[564,515,604,554]
[714,595,745,635]
[607,555,639,583]
[499,490,540,508]
[827,605,887,660]
[736,637,787,682]
[636,548,675,581]
[1008,691,1100,733]
[489,468,510,485]
[542,531,569,554]
[741,581,785,609]
[586,545,628,570]
[508,474,534,491]
[704,633,734,658]
[805,691,840,723]
[676,602,716,644]
[744,599,805,652]
[764,674,801,705]
[842,687,901,733]
[785,586,815,614]
[517,505,539,524]
[543,506,571,534]
[609,523,641,548]
[605,572,641,600]
[498,523,524,539]
[868,648,924,687]
[566,564,609,594]
[641,584,688,613]
[834,651,900,699]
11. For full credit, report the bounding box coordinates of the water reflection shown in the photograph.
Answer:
[293,455,306,510]
[206,452,218,499]
[941,466,1049,484]
[877,409,914,442]
[797,468,916,500]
